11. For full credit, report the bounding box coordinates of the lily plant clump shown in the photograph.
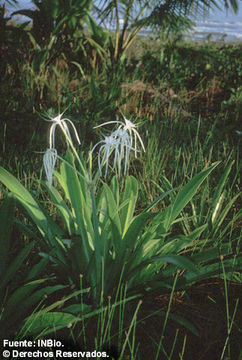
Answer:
[1,109,235,309]
[43,112,145,186]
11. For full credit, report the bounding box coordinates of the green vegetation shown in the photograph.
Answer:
[0,1,241,359]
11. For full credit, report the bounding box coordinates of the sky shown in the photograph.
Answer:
[3,0,242,24]
[196,1,242,22]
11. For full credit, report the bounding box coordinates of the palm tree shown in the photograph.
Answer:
[94,0,239,61]
[5,0,239,63]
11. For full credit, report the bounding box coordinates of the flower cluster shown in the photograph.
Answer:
[94,115,145,158]
[91,115,145,177]
[43,113,80,186]
[43,113,145,185]
[90,128,132,177]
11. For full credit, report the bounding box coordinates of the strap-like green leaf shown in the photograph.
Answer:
[164,162,219,231]
[120,176,139,236]
[45,184,74,235]
[24,312,78,336]
[2,281,66,322]
[0,241,35,293]
[0,166,50,238]
[211,161,234,223]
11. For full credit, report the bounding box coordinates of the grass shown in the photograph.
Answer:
[0,13,241,359]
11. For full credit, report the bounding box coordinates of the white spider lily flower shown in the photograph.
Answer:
[94,115,145,157]
[90,129,134,177]
[43,148,57,187]
[47,113,81,148]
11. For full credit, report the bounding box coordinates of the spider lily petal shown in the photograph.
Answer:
[93,120,124,129]
[43,148,57,187]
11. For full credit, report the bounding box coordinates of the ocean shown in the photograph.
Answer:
[4,0,242,42]
[188,5,242,41]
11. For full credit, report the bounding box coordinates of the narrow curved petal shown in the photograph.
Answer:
[94,120,123,129]
[64,118,81,145]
